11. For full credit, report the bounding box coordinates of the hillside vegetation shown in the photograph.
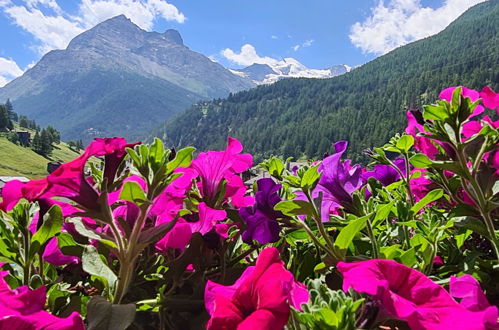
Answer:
[0,137,80,178]
[158,1,499,162]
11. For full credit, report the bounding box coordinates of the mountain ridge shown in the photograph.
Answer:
[0,15,255,141]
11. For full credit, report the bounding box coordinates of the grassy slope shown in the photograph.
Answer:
[0,137,80,179]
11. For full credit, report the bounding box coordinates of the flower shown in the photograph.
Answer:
[309,141,364,221]
[155,202,227,251]
[337,259,498,329]
[240,178,284,244]
[0,264,84,329]
[189,137,253,207]
[450,274,492,312]
[405,110,439,159]
[85,137,140,184]
[205,247,309,329]
[480,86,499,112]
[363,158,405,187]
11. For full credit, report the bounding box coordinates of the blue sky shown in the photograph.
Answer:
[0,0,488,86]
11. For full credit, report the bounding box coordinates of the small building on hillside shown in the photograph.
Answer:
[0,176,29,195]
[16,131,31,146]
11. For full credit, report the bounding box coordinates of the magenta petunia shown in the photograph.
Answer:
[405,111,439,159]
[0,264,84,329]
[155,202,227,251]
[337,259,498,329]
[205,247,309,330]
[189,137,253,207]
[449,274,492,312]
[480,86,499,112]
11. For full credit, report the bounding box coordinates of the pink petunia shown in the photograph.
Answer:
[205,247,309,330]
[405,111,439,159]
[155,202,227,251]
[337,259,498,329]
[0,264,84,329]
[189,137,253,207]
[480,86,499,112]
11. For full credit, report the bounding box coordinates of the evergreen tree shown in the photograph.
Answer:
[0,105,13,131]
[19,115,29,128]
[5,99,17,122]
[45,125,60,144]
[76,139,84,151]
[31,131,42,154]
[40,128,53,156]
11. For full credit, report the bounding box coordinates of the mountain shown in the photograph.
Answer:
[230,59,352,84]
[157,0,499,163]
[0,15,255,141]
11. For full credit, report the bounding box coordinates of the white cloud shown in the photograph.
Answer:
[0,57,24,87]
[1,0,186,55]
[221,44,279,67]
[78,0,185,31]
[271,35,278,39]
[350,0,487,54]
[292,39,314,51]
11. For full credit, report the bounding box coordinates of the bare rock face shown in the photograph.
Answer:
[0,15,255,141]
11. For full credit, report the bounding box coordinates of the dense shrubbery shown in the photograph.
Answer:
[0,86,498,329]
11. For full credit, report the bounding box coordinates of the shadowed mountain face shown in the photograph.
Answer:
[0,15,255,141]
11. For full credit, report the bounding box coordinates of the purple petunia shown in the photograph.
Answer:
[239,178,284,244]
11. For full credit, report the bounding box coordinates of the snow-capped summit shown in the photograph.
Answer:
[231,58,354,85]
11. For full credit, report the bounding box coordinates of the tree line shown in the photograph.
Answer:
[0,99,71,157]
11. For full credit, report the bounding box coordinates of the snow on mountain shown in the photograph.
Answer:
[231,58,354,85]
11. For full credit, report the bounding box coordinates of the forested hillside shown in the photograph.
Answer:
[158,1,499,162]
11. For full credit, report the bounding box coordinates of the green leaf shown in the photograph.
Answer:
[455,230,472,249]
[274,200,314,217]
[149,138,165,164]
[423,104,449,121]
[301,165,321,191]
[453,216,489,238]
[396,135,414,153]
[30,205,63,258]
[57,233,84,257]
[82,246,117,292]
[69,218,117,249]
[119,181,147,205]
[410,189,444,215]
[31,205,63,247]
[167,147,195,173]
[335,214,369,252]
[409,154,433,169]
[399,248,417,267]
[86,296,136,330]
[372,201,395,227]
[138,220,178,246]
[126,147,141,167]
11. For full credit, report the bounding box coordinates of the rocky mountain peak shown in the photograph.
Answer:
[162,29,183,45]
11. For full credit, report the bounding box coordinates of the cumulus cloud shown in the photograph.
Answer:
[221,44,279,67]
[350,0,487,54]
[271,35,278,39]
[1,0,186,55]
[0,57,24,87]
[292,39,314,51]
